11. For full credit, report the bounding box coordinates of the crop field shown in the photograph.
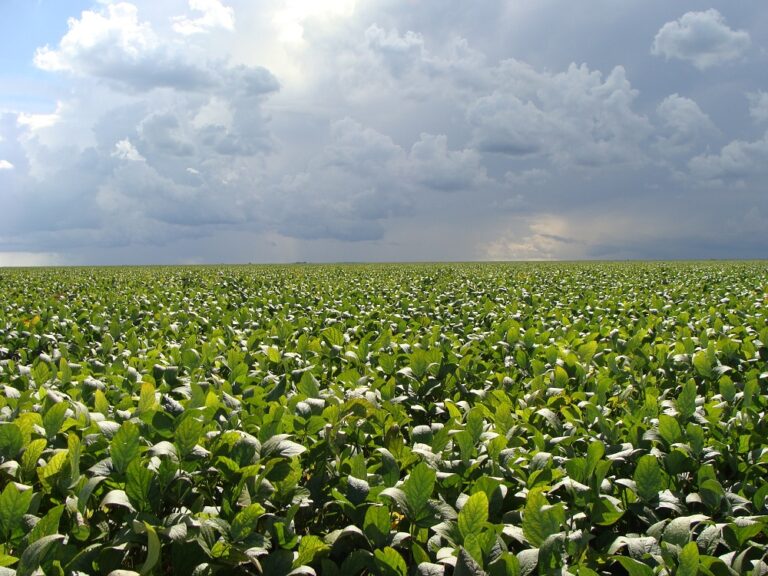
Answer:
[0,262,767,576]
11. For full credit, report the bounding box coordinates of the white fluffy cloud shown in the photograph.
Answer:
[652,9,750,70]
[172,0,235,35]
[33,2,261,93]
[0,160,14,170]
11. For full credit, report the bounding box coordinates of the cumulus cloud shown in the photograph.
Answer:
[468,62,651,167]
[0,160,14,170]
[172,0,235,35]
[688,131,768,183]
[655,94,717,154]
[33,2,272,94]
[748,91,768,123]
[652,9,750,70]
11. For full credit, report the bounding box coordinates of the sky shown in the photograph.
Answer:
[0,0,767,265]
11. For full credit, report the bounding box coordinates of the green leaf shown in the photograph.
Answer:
[140,523,161,576]
[523,488,563,547]
[591,497,624,526]
[21,439,47,480]
[16,534,65,576]
[373,547,407,576]
[261,434,306,459]
[634,455,663,501]
[692,350,713,379]
[42,401,69,439]
[458,492,489,539]
[585,440,605,480]
[0,483,34,541]
[26,505,64,545]
[678,541,699,576]
[0,424,24,459]
[126,459,153,512]
[577,341,597,364]
[677,380,697,420]
[230,503,266,542]
[364,506,390,549]
[138,382,157,414]
[658,414,682,445]
[294,535,330,568]
[174,417,203,458]
[111,421,141,474]
[402,463,436,521]
[38,450,68,492]
[455,546,486,576]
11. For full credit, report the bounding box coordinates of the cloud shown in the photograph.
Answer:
[0,160,14,170]
[651,9,750,70]
[655,94,717,154]
[112,139,145,161]
[33,2,273,94]
[480,215,580,261]
[4,1,768,263]
[748,91,768,123]
[688,131,768,183]
[172,0,235,35]
[269,117,408,241]
[407,133,487,192]
[468,62,651,167]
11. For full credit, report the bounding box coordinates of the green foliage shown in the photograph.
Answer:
[0,261,766,574]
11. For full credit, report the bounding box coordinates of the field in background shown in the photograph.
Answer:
[0,262,767,575]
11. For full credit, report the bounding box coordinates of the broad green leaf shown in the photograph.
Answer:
[676,380,697,420]
[677,541,699,576]
[364,506,390,549]
[42,401,68,438]
[402,463,436,521]
[126,459,154,512]
[0,483,34,540]
[16,534,64,576]
[458,492,489,539]
[591,497,624,526]
[21,438,47,480]
[261,434,306,458]
[230,503,266,542]
[110,421,141,474]
[138,382,157,414]
[0,424,24,459]
[523,488,564,547]
[373,547,407,576]
[38,449,68,492]
[455,546,485,576]
[692,351,713,379]
[174,417,203,458]
[94,389,110,416]
[658,414,683,445]
[26,505,64,545]
[634,455,663,501]
[294,535,330,568]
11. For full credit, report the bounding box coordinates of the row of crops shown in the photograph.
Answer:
[0,262,767,575]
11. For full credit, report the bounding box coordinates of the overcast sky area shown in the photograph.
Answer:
[1,0,767,265]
